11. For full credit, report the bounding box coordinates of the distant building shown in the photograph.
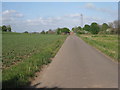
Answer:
[47,30,55,34]
[106,28,113,34]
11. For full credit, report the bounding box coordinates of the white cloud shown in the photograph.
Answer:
[2,10,24,18]
[22,13,111,32]
[84,16,104,25]
[2,10,16,15]
[1,10,116,32]
[26,16,63,26]
[15,13,24,17]
[85,3,95,9]
[2,10,24,26]
[84,3,118,16]
[65,13,81,18]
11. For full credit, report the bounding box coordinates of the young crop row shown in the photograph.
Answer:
[2,32,67,88]
[79,34,118,61]
[2,33,65,68]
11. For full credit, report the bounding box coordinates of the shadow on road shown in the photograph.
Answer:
[28,82,62,90]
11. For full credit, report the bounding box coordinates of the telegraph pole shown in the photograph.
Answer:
[81,14,83,28]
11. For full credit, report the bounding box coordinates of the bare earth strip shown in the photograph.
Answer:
[31,35,118,88]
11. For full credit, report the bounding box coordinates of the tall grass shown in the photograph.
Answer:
[79,34,118,61]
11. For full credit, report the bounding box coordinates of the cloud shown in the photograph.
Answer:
[84,16,104,25]
[65,13,81,18]
[26,17,61,26]
[1,10,115,32]
[22,13,109,32]
[2,10,24,18]
[85,3,95,9]
[15,13,24,17]
[2,10,16,15]
[2,10,24,26]
[84,3,117,16]
[65,13,107,26]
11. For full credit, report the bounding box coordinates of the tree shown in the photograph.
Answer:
[2,25,7,32]
[61,27,70,34]
[83,24,90,31]
[113,20,118,34]
[72,27,75,32]
[108,22,114,28]
[90,22,100,34]
[101,23,109,31]
[41,30,45,34]
[72,26,82,34]
[108,21,118,34]
[56,27,70,35]
[7,25,12,32]
[78,26,82,31]
[24,31,28,33]
[56,28,61,35]
[0,26,2,31]
[46,31,48,34]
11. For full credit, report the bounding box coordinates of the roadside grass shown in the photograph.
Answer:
[79,34,118,61]
[2,32,67,88]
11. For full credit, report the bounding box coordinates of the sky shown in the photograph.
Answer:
[1,2,118,32]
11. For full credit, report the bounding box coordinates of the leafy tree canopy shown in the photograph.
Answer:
[101,23,109,31]
[90,22,100,34]
[83,24,91,31]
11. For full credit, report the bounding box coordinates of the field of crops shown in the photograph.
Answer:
[2,32,67,88]
[79,34,118,61]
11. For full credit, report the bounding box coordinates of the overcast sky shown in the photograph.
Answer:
[1,2,118,32]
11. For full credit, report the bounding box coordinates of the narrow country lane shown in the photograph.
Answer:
[31,35,118,88]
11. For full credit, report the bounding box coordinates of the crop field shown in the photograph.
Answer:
[79,34,118,61]
[2,32,67,87]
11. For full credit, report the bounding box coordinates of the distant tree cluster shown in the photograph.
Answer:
[40,29,56,34]
[72,26,83,34]
[40,30,46,34]
[72,20,119,34]
[40,28,70,35]
[56,27,70,35]
[24,31,29,33]
[1,25,12,32]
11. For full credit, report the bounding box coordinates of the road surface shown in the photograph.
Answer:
[31,35,118,88]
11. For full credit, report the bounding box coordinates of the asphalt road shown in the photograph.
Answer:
[31,35,118,88]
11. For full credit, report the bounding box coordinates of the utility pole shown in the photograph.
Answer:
[81,14,83,28]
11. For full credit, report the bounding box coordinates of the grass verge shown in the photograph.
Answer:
[79,34,118,61]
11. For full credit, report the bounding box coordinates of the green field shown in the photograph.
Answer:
[79,34,118,61]
[2,32,67,88]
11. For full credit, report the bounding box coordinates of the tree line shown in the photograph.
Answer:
[30,28,70,35]
[1,20,118,35]
[72,20,118,34]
